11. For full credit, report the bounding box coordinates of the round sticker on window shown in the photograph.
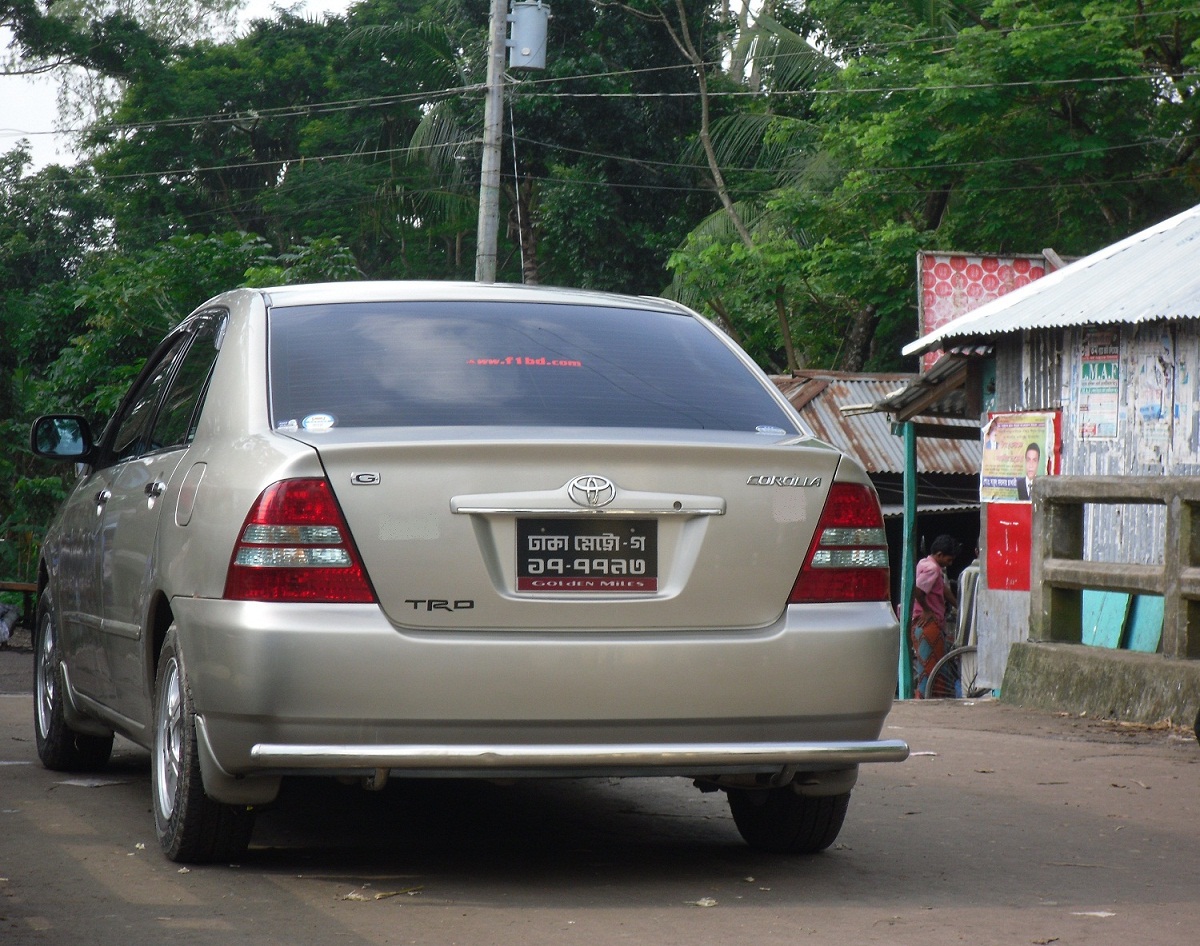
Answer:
[302,413,337,432]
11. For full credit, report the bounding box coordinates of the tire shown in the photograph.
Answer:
[925,645,986,700]
[727,787,851,854]
[153,624,255,864]
[32,593,114,772]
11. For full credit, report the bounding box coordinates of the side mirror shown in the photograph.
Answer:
[30,415,97,463]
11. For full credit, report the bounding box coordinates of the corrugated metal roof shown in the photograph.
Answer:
[880,503,979,518]
[773,372,982,475]
[856,346,991,422]
[904,202,1200,357]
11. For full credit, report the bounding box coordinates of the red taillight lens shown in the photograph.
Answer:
[224,478,376,603]
[788,483,890,603]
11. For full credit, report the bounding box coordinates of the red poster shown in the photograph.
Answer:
[986,502,1033,591]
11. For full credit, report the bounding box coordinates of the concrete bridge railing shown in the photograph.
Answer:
[1029,476,1200,660]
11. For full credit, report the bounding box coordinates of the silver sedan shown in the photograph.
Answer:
[30,281,907,863]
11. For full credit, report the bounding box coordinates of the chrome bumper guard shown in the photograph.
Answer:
[250,739,910,770]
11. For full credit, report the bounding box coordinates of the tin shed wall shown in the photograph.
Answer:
[979,322,1200,689]
[1059,322,1181,573]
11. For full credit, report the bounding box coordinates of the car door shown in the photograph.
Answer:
[53,340,187,705]
[95,315,224,725]
[48,463,113,700]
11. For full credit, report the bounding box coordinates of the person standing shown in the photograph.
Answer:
[910,535,959,698]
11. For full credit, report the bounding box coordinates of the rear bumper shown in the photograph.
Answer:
[172,596,906,794]
[248,738,910,771]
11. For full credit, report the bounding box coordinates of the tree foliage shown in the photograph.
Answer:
[668,0,1200,370]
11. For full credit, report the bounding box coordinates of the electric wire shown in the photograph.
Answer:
[3,4,1197,205]
[5,63,1193,145]
[8,0,1200,143]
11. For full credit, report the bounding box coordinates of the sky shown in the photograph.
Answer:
[1,1,353,170]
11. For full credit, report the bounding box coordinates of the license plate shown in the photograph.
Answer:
[517,518,658,592]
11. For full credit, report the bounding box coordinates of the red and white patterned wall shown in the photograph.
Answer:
[919,253,1049,370]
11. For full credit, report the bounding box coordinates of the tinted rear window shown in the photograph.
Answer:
[267,301,796,432]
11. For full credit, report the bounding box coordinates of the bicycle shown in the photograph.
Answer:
[924,644,988,699]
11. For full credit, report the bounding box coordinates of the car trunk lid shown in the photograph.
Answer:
[295,429,848,631]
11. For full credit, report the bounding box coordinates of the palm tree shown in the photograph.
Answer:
[665,0,996,371]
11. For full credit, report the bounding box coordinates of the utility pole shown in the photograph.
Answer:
[475,0,508,283]
[475,1,551,283]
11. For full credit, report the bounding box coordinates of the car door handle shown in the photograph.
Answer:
[145,481,166,498]
[95,488,112,505]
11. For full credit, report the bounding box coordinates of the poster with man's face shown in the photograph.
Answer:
[981,412,1057,503]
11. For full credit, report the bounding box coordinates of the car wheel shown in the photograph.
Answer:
[32,592,114,772]
[727,786,851,854]
[153,624,254,863]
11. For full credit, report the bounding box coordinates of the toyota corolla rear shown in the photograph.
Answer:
[172,285,906,808]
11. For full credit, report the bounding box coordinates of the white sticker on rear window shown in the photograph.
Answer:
[302,413,337,432]
[276,419,299,432]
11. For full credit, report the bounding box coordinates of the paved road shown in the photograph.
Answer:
[2,627,1198,946]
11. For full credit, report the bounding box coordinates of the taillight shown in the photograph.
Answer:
[224,478,376,603]
[788,482,890,603]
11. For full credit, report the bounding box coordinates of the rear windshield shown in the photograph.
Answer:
[267,300,797,433]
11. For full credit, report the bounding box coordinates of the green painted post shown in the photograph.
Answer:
[897,421,917,699]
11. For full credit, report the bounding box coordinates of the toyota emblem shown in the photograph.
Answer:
[567,475,616,508]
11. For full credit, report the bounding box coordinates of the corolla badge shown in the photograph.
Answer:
[746,474,822,487]
[567,475,616,508]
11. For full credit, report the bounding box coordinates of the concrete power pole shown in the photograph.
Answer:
[475,1,550,283]
[475,0,508,283]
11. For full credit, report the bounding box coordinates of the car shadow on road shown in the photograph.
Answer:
[245,774,765,879]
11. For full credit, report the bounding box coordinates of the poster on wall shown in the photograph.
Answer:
[980,411,1059,504]
[1174,333,1198,462]
[917,252,1051,371]
[1127,326,1174,471]
[986,503,1034,591]
[1078,327,1120,440]
[983,410,1062,592]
